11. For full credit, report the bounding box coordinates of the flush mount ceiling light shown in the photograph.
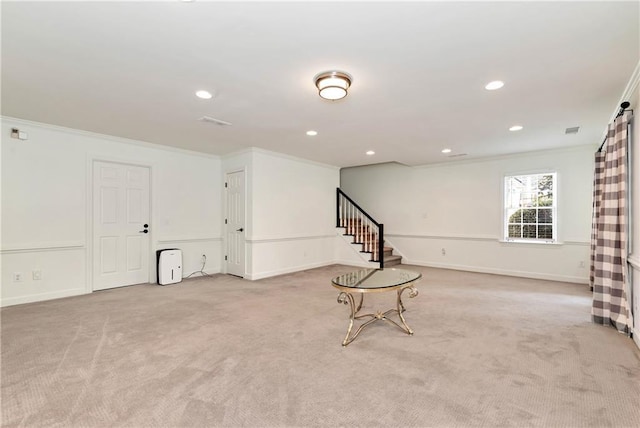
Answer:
[509,125,523,131]
[306,130,318,136]
[441,148,452,154]
[314,71,352,101]
[485,80,504,90]
[366,150,375,155]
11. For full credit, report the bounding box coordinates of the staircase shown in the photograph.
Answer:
[337,188,402,268]
[381,246,402,267]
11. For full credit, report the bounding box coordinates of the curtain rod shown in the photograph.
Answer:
[598,101,633,152]
[616,101,633,118]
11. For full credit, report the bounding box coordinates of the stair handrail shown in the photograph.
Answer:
[336,188,384,269]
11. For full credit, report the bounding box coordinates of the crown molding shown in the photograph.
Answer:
[611,59,640,123]
[0,116,221,160]
[222,146,339,171]
[413,144,595,170]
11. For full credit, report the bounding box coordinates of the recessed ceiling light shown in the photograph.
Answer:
[509,125,523,131]
[195,90,212,99]
[485,81,504,90]
[441,148,452,154]
[366,150,375,156]
[306,130,318,136]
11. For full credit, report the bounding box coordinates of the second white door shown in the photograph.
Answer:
[226,170,245,277]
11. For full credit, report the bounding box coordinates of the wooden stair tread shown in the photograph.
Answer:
[337,213,400,267]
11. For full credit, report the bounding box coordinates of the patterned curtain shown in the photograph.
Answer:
[590,111,633,334]
[589,151,605,289]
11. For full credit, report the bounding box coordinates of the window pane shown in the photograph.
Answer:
[537,195,553,207]
[537,174,554,206]
[539,225,553,239]
[506,191,518,209]
[523,225,537,238]
[508,209,522,223]
[522,209,536,223]
[520,193,535,207]
[538,209,552,224]
[508,225,521,238]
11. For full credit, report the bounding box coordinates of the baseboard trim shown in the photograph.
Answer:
[245,260,336,280]
[403,259,589,284]
[181,268,221,279]
[332,259,377,269]
[1,288,87,307]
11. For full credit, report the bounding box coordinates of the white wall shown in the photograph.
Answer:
[341,146,595,283]
[1,120,350,305]
[627,74,640,349]
[1,118,222,306]
[232,149,340,280]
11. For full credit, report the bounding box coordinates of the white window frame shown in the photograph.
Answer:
[503,172,557,243]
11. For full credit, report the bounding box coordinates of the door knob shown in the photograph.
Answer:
[139,229,148,233]
[236,228,244,232]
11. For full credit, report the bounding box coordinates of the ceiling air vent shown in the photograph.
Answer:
[565,126,580,134]
[199,116,232,126]
[448,153,468,158]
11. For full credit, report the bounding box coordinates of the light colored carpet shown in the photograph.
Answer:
[2,264,639,427]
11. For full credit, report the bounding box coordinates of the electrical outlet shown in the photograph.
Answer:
[13,272,23,282]
[441,248,446,256]
[33,270,42,280]
[579,261,586,268]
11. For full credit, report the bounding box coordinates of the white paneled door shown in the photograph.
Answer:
[226,170,245,277]
[93,161,150,290]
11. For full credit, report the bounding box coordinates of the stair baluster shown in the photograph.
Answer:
[336,188,385,269]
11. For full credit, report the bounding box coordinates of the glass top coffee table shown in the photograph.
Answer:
[331,268,421,346]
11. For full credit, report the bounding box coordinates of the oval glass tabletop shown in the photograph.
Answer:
[331,268,421,290]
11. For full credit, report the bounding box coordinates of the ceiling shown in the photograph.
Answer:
[2,1,638,168]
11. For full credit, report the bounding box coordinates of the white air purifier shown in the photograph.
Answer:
[157,249,182,285]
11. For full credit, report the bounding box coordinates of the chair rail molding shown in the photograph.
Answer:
[246,234,335,243]
[156,236,222,244]
[0,241,85,254]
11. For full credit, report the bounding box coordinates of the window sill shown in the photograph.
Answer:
[499,239,562,246]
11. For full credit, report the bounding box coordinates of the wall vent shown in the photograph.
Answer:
[565,126,580,134]
[199,116,232,126]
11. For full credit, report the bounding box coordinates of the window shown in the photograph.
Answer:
[504,172,556,243]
